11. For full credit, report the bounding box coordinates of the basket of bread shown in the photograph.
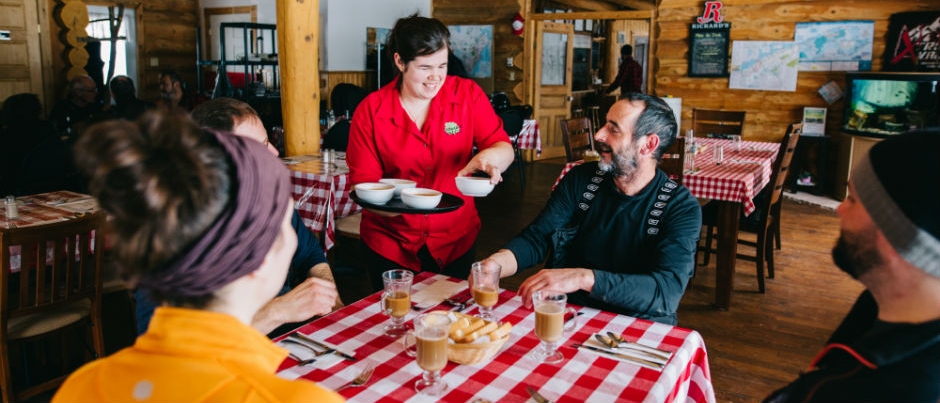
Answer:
[439,311,513,365]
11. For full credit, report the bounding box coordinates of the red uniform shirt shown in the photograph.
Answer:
[347,76,510,271]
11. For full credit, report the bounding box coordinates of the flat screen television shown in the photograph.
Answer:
[842,72,939,137]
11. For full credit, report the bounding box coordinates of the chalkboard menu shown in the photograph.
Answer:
[689,22,731,77]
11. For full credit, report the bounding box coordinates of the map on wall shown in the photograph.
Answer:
[729,41,800,92]
[794,21,874,71]
[448,25,493,78]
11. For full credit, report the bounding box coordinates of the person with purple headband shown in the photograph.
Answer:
[52,111,344,402]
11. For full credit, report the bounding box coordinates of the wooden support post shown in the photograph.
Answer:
[276,0,320,156]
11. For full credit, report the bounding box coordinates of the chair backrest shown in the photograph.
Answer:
[692,108,745,139]
[659,136,686,184]
[559,117,595,162]
[767,123,802,209]
[497,105,531,141]
[1,212,105,321]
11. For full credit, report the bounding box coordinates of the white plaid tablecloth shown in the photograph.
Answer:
[2,191,99,273]
[289,160,360,250]
[554,138,779,216]
[517,119,542,156]
[277,273,716,403]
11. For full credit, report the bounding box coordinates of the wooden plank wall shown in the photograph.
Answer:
[654,0,934,144]
[45,0,198,103]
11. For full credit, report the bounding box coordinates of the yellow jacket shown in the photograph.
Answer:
[53,307,345,402]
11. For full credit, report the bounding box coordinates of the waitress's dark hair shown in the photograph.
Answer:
[386,14,451,87]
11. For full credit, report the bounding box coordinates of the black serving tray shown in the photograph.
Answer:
[350,191,464,214]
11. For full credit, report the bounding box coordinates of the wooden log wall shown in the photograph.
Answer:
[654,0,935,198]
[45,0,198,103]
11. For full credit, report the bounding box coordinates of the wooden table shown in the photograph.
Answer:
[276,273,716,403]
[2,191,99,272]
[285,154,360,250]
[555,138,779,310]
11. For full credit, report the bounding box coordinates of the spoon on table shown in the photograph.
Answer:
[601,332,672,359]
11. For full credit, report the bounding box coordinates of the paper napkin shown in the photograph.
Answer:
[411,280,465,309]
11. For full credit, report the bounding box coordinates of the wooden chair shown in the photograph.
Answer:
[659,136,686,184]
[691,109,746,139]
[0,212,106,402]
[560,117,595,162]
[498,105,532,191]
[699,123,802,293]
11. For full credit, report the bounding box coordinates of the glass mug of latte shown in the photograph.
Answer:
[470,261,501,322]
[402,312,453,396]
[528,291,578,364]
[380,269,413,338]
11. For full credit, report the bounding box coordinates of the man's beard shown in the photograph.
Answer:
[832,226,884,279]
[598,141,639,180]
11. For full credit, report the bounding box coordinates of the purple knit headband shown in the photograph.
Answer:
[137,130,291,297]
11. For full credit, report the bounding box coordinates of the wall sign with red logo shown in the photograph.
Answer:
[688,1,731,78]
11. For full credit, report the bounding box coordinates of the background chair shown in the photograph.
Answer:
[0,212,106,402]
[497,104,532,190]
[699,123,802,293]
[559,117,595,162]
[659,136,686,184]
[692,109,746,139]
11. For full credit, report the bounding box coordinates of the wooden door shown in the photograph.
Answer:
[532,21,573,161]
[0,0,44,104]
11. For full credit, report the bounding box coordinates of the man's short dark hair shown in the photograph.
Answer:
[109,75,136,102]
[191,97,259,132]
[621,45,633,56]
[622,92,677,160]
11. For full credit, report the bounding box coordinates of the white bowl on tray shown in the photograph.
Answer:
[354,182,395,205]
[400,188,443,209]
[455,176,495,197]
[379,178,417,197]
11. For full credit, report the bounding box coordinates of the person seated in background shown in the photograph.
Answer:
[108,75,154,121]
[155,70,196,112]
[133,97,343,336]
[0,93,79,195]
[764,131,939,403]
[323,83,369,152]
[52,111,344,402]
[49,75,110,144]
[475,93,701,325]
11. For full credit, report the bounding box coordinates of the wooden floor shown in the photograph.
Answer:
[473,158,864,403]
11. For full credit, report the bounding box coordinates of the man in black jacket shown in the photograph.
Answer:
[765,131,940,402]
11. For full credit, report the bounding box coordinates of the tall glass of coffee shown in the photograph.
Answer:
[470,261,501,321]
[412,312,453,396]
[528,290,578,364]
[380,269,413,338]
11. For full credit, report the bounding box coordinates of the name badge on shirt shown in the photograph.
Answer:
[445,122,460,135]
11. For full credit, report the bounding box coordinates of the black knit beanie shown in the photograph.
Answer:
[851,131,940,278]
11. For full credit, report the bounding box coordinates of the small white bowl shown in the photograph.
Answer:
[400,188,442,209]
[379,178,417,197]
[354,182,395,205]
[455,176,495,197]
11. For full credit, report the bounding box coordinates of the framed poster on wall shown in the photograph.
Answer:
[688,22,731,77]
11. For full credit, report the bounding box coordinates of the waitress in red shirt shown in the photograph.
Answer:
[348,14,514,291]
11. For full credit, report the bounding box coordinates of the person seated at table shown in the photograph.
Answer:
[764,131,940,403]
[347,14,514,291]
[476,93,702,325]
[108,75,154,121]
[52,111,344,402]
[48,74,111,144]
[154,70,197,112]
[132,97,342,337]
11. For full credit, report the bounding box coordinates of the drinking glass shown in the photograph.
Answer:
[410,312,453,396]
[380,269,413,338]
[470,261,501,322]
[731,135,742,153]
[528,291,578,364]
[713,144,724,166]
[685,129,694,146]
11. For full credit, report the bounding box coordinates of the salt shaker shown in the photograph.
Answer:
[4,195,18,220]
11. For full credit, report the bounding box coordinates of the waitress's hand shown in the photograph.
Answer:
[458,142,515,184]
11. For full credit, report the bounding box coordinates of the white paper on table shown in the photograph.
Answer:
[55,198,98,213]
[410,280,465,308]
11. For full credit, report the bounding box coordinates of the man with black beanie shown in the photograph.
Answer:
[764,131,940,402]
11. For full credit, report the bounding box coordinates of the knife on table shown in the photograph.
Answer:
[573,344,665,370]
[525,385,554,403]
[288,333,357,361]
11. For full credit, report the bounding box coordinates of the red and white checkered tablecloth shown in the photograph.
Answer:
[277,273,716,403]
[553,138,779,216]
[289,161,360,250]
[517,119,542,156]
[3,191,100,273]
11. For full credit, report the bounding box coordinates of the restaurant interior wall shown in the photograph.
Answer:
[653,0,936,199]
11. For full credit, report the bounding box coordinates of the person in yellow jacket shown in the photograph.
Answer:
[52,111,344,402]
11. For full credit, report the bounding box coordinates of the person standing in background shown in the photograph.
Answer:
[606,44,643,95]
[347,14,514,291]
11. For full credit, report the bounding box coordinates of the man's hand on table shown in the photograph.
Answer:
[517,268,595,308]
[252,277,340,334]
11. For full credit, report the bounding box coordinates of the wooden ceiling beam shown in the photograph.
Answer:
[547,0,619,11]
[602,0,655,10]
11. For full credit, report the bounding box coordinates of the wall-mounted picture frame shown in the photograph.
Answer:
[802,106,828,136]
